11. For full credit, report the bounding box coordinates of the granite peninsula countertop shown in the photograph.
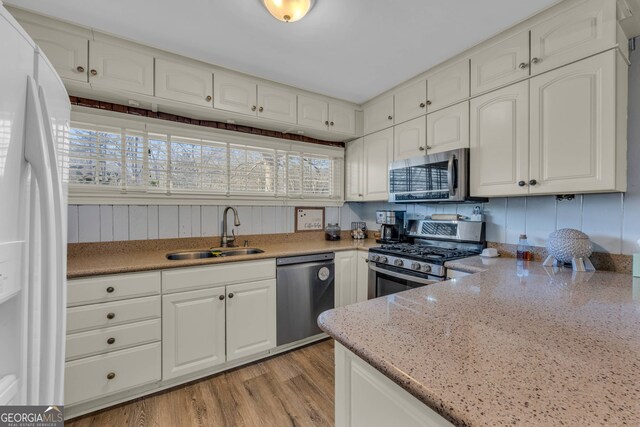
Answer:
[319,256,640,427]
[67,236,377,278]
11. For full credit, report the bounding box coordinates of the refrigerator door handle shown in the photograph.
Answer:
[37,84,66,405]
[24,76,58,405]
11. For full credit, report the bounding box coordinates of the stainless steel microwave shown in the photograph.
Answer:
[388,148,485,204]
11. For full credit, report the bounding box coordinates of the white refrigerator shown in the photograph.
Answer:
[0,4,70,407]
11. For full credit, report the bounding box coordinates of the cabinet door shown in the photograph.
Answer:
[335,251,358,308]
[356,252,370,303]
[470,32,530,95]
[329,103,356,135]
[427,59,470,112]
[363,95,394,135]
[89,41,154,95]
[470,81,530,197]
[530,0,616,75]
[214,72,257,116]
[21,23,88,82]
[394,80,427,124]
[297,95,328,131]
[529,51,618,194]
[155,58,213,107]
[257,84,297,124]
[226,279,276,361]
[426,101,469,155]
[345,138,364,201]
[162,288,226,380]
[364,128,393,201]
[393,116,426,161]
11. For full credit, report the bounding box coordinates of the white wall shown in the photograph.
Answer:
[66,204,364,243]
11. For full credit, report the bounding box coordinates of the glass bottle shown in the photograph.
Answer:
[516,234,533,261]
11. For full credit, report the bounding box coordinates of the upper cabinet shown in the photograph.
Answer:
[393,116,426,161]
[470,32,530,96]
[530,0,618,74]
[394,80,427,124]
[214,74,297,124]
[297,95,356,135]
[89,41,154,95]
[426,101,469,155]
[427,60,470,112]
[155,58,213,107]
[20,22,88,83]
[213,72,257,116]
[363,95,394,135]
[362,128,394,201]
[345,138,364,201]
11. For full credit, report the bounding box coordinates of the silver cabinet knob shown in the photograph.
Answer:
[228,293,234,298]
[330,121,334,126]
[106,286,115,293]
[206,95,212,102]
[107,337,115,345]
[387,115,393,120]
[90,69,98,76]
[107,372,116,380]
[76,66,85,73]
[419,146,425,151]
[106,312,115,319]
[324,120,329,125]
[419,102,426,108]
[259,106,264,112]
[518,180,526,187]
[426,145,432,149]
[531,57,540,64]
[251,105,257,111]
[519,62,528,69]
[219,295,225,300]
[426,100,432,106]
[529,179,538,186]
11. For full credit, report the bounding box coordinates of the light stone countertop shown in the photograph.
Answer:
[318,256,640,426]
[67,236,377,278]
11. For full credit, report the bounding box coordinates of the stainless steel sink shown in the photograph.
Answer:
[166,248,264,260]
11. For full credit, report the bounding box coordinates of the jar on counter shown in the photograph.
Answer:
[325,223,341,241]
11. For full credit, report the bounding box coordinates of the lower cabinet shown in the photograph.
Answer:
[356,252,370,303]
[162,279,277,380]
[335,251,358,308]
[335,342,453,427]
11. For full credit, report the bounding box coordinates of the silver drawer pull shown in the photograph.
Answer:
[107,372,116,380]
[106,312,115,320]
[107,337,115,345]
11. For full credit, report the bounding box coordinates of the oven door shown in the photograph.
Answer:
[389,149,466,203]
[368,263,442,298]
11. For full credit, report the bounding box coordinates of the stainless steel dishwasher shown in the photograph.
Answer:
[276,252,335,346]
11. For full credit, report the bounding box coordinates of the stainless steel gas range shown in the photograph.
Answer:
[367,219,485,298]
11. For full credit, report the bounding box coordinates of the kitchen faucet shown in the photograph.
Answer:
[221,206,241,247]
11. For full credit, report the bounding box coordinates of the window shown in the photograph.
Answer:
[65,117,344,203]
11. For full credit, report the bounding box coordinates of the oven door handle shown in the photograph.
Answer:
[368,264,440,285]
[447,154,457,196]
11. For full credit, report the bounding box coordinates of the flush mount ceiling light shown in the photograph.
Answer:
[262,0,315,23]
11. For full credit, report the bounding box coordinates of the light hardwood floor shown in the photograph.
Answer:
[66,339,335,427]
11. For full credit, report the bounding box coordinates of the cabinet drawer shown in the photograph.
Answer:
[65,342,161,406]
[68,271,160,307]
[162,259,276,294]
[67,295,160,333]
[66,318,161,361]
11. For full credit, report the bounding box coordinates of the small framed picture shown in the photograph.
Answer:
[294,207,325,232]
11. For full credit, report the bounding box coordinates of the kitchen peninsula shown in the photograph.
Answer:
[319,257,640,426]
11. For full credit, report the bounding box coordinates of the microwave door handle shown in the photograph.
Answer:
[447,155,456,196]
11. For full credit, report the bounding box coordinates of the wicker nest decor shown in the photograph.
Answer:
[543,228,595,271]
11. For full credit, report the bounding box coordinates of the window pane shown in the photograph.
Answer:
[303,156,332,195]
[229,145,276,194]
[148,136,168,190]
[68,126,122,186]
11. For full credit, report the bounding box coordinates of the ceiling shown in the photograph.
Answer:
[5,0,561,104]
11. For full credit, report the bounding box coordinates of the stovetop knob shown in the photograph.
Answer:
[371,255,380,262]
[411,262,421,271]
[422,264,432,273]
[379,256,388,264]
[394,259,404,267]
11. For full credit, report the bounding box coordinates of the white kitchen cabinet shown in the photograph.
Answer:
[470,81,530,197]
[328,103,356,135]
[335,342,453,427]
[162,287,226,380]
[427,59,470,112]
[20,22,88,82]
[363,128,393,201]
[426,101,469,154]
[356,252,370,303]
[214,72,257,116]
[155,58,213,108]
[297,95,356,135]
[393,116,426,161]
[529,50,625,194]
[335,251,358,308]
[226,279,277,361]
[470,31,530,96]
[257,84,297,124]
[363,95,394,135]
[394,80,427,124]
[345,138,364,201]
[530,0,617,75]
[89,41,154,95]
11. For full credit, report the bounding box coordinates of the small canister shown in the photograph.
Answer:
[325,223,341,241]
